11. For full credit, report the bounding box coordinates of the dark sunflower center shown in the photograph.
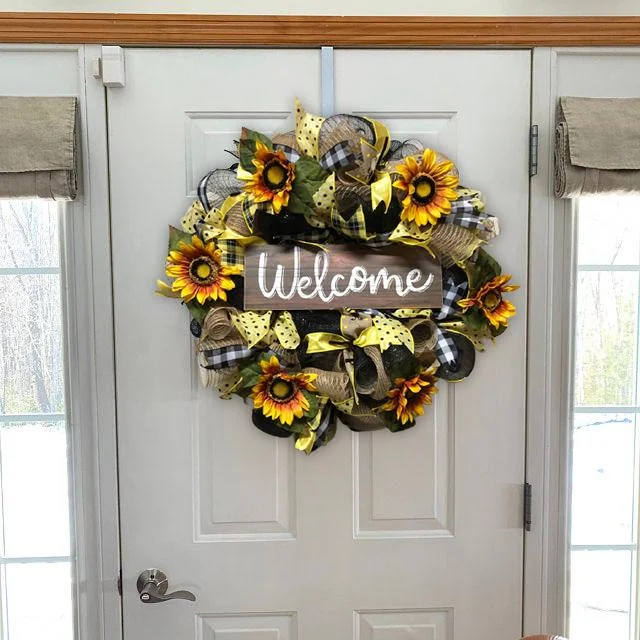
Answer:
[483,290,502,311]
[189,256,218,285]
[268,377,296,402]
[264,160,289,191]
[412,175,436,204]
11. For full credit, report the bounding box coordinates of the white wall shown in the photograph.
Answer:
[0,0,639,16]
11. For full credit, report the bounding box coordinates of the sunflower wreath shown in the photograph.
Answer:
[157,99,518,454]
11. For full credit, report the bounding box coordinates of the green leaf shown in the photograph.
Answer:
[466,248,502,291]
[490,323,508,338]
[239,363,261,389]
[238,128,273,173]
[287,156,329,216]
[282,419,306,435]
[461,308,488,332]
[168,225,193,252]
[185,300,208,325]
[285,189,311,216]
[302,390,319,420]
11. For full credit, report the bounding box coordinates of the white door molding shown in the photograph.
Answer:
[75,44,123,640]
[525,47,573,637]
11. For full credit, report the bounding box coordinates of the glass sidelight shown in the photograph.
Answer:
[569,195,640,640]
[0,200,74,640]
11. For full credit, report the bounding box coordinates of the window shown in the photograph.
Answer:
[569,195,640,640]
[0,200,74,639]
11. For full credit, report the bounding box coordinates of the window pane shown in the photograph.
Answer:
[0,200,74,640]
[570,550,632,640]
[0,201,60,269]
[570,197,640,640]
[571,414,636,545]
[0,274,64,414]
[0,422,70,558]
[578,195,640,266]
[3,562,73,640]
[574,271,638,406]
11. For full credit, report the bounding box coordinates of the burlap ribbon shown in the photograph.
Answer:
[269,343,301,367]
[201,306,240,342]
[197,358,241,395]
[405,317,438,360]
[198,308,253,387]
[225,197,254,236]
[429,222,484,267]
[338,402,387,432]
[302,367,352,404]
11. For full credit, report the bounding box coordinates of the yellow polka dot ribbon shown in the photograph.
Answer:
[232,310,301,351]
[305,314,414,355]
[393,308,433,319]
[231,311,271,348]
[295,98,323,159]
[179,198,255,270]
[273,311,301,350]
[439,320,487,352]
[306,173,335,227]
[370,316,414,352]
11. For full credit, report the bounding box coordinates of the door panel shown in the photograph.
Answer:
[334,50,531,640]
[108,48,530,640]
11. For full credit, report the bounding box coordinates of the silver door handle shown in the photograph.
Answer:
[136,569,196,604]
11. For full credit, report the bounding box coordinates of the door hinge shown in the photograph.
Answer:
[524,482,533,532]
[117,570,123,597]
[529,124,539,177]
[92,45,126,88]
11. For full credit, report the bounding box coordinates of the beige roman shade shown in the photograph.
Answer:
[555,96,640,198]
[0,96,78,200]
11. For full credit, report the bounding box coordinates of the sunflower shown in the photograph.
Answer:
[457,274,519,329]
[251,356,317,426]
[381,366,438,426]
[392,149,459,227]
[242,142,295,214]
[165,235,242,305]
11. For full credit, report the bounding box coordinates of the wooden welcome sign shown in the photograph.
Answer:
[244,244,443,311]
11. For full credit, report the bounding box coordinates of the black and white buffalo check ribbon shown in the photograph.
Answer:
[442,191,491,231]
[320,141,357,172]
[434,327,458,366]
[436,269,468,321]
[433,268,468,365]
[274,144,301,163]
[202,345,253,370]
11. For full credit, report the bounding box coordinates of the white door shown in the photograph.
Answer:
[107,48,530,640]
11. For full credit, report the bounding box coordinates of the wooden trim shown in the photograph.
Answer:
[1,13,640,47]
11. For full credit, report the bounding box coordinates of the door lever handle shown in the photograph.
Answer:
[136,569,196,604]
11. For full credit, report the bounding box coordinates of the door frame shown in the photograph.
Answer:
[64,42,584,640]
[525,46,575,637]
[55,44,122,640]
